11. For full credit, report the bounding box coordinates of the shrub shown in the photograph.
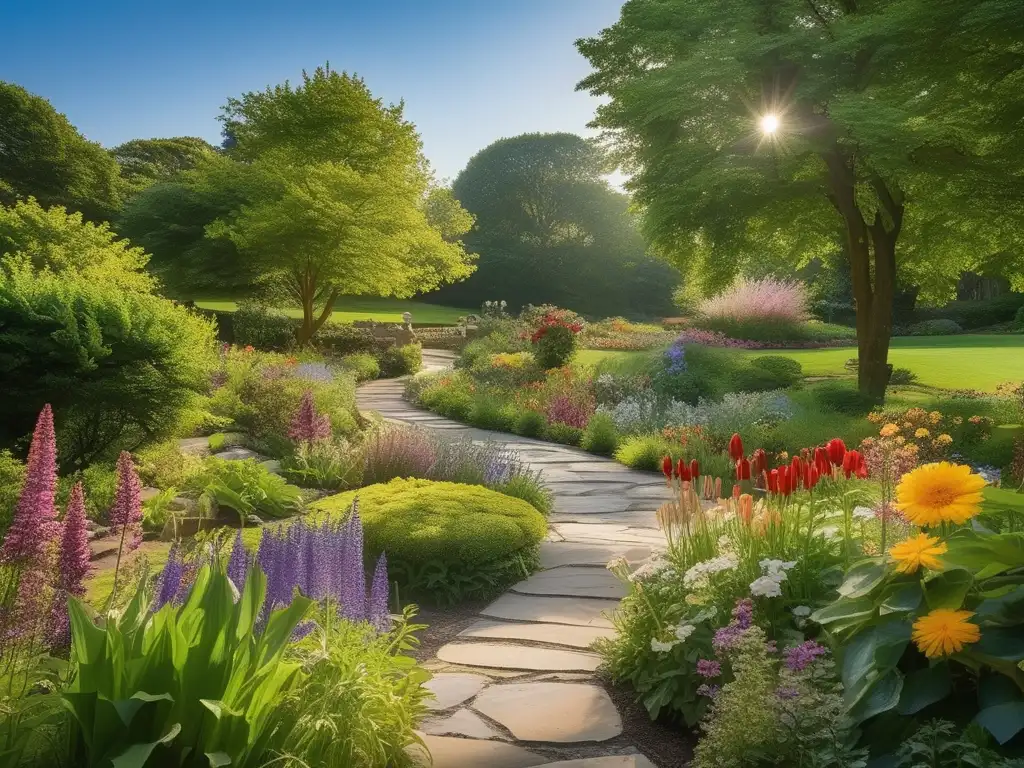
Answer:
[188,457,302,520]
[0,449,25,537]
[888,367,919,385]
[495,473,554,516]
[545,422,584,446]
[413,371,474,421]
[813,380,880,414]
[469,351,542,387]
[378,343,422,377]
[467,395,518,432]
[282,439,361,491]
[580,412,621,456]
[0,267,217,469]
[909,318,963,336]
[615,434,675,471]
[748,356,802,386]
[361,424,437,485]
[233,301,296,351]
[136,440,205,490]
[512,409,547,438]
[533,323,579,369]
[314,322,377,356]
[314,479,547,603]
[1015,305,1024,331]
[699,277,810,324]
[339,352,380,382]
[57,463,119,522]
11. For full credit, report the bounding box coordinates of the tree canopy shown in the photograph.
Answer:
[111,136,219,198]
[0,81,122,222]
[435,132,678,317]
[208,66,475,343]
[577,0,1024,394]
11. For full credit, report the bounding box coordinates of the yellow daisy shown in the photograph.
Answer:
[888,533,947,573]
[895,462,986,526]
[880,423,900,438]
[912,609,980,658]
[914,427,930,439]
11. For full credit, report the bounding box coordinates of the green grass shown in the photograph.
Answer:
[194,296,471,325]
[579,335,1024,392]
[577,348,651,372]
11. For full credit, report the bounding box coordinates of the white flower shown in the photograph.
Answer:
[817,526,841,540]
[674,623,696,641]
[792,605,812,617]
[606,556,628,571]
[758,558,797,576]
[683,555,739,589]
[750,576,784,598]
[852,506,875,521]
[629,558,670,583]
[651,637,680,653]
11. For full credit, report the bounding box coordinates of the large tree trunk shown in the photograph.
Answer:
[295,276,340,347]
[822,149,904,400]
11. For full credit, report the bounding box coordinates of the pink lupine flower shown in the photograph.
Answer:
[49,482,92,646]
[289,390,331,443]
[110,452,143,553]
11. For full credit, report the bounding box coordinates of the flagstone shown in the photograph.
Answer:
[481,593,615,628]
[421,709,502,740]
[473,683,622,743]
[511,567,627,599]
[424,673,491,710]
[539,542,652,569]
[553,496,635,515]
[533,756,658,768]
[408,734,546,768]
[436,642,601,672]
[458,619,615,648]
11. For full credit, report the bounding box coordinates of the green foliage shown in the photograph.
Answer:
[209,65,475,344]
[315,478,546,603]
[281,439,361,491]
[378,343,422,378]
[893,720,1022,768]
[136,440,205,490]
[889,368,919,386]
[512,409,547,438]
[749,356,803,387]
[63,563,312,767]
[614,434,674,471]
[189,457,302,520]
[0,198,153,293]
[0,81,122,222]
[110,136,218,197]
[699,317,809,344]
[545,422,583,447]
[467,395,518,432]
[339,352,380,382]
[0,450,24,538]
[814,381,881,416]
[437,132,678,316]
[534,323,579,369]
[1015,305,1024,331]
[914,294,1024,331]
[142,486,180,532]
[282,608,431,768]
[314,322,377,356]
[413,371,474,421]
[233,301,296,350]
[580,412,621,455]
[0,265,217,469]
[909,319,964,336]
[57,464,119,522]
[494,474,554,516]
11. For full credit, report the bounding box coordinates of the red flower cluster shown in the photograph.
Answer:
[725,434,867,497]
[661,455,701,482]
[530,311,584,344]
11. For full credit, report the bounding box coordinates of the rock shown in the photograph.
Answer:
[141,487,162,503]
[511,567,627,599]
[436,643,601,672]
[407,734,546,768]
[481,594,615,628]
[167,497,197,514]
[177,437,211,456]
[424,673,490,711]
[458,620,614,650]
[213,447,264,462]
[421,709,501,740]
[538,542,652,569]
[473,683,622,743]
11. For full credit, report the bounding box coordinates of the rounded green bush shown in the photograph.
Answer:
[615,434,675,471]
[314,478,547,603]
[580,412,621,455]
[340,352,380,382]
[909,318,963,336]
[749,356,802,385]
[468,396,517,431]
[512,409,547,438]
[545,422,583,446]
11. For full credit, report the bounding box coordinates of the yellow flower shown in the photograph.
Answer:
[935,434,953,445]
[889,533,947,573]
[895,436,906,445]
[880,423,900,438]
[906,443,920,454]
[914,428,930,438]
[896,462,986,526]
[929,411,942,424]
[912,609,981,658]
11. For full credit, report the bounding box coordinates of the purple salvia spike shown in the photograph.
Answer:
[369,553,390,632]
[154,544,184,610]
[347,502,367,621]
[227,529,247,596]
[288,522,307,599]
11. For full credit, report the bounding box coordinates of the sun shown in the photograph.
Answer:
[760,114,780,134]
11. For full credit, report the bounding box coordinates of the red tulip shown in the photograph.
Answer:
[728,433,744,462]
[661,456,673,479]
[767,469,779,493]
[751,448,767,477]
[827,438,847,467]
[843,450,866,479]
[790,456,802,489]
[804,464,820,490]
[735,458,751,481]
[690,459,700,480]
[732,483,741,499]
[778,465,792,496]
[677,458,691,482]
[814,446,831,475]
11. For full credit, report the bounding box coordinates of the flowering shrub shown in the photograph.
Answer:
[581,318,675,350]
[676,327,853,349]
[866,406,993,462]
[699,278,811,325]
[531,310,584,369]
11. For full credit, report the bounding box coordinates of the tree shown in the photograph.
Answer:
[110,136,218,198]
[0,82,122,222]
[438,132,678,316]
[577,0,1024,397]
[208,66,475,344]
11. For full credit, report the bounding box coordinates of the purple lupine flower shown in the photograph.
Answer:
[48,481,92,647]
[784,641,828,672]
[696,659,721,678]
[338,503,367,621]
[776,685,800,700]
[227,529,248,595]
[0,404,60,567]
[304,521,331,600]
[257,528,284,610]
[295,362,334,382]
[110,452,143,553]
[664,342,687,375]
[696,684,720,699]
[289,390,331,444]
[369,553,389,632]
[154,544,184,609]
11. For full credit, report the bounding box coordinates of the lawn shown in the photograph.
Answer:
[194,296,471,325]
[580,335,1024,392]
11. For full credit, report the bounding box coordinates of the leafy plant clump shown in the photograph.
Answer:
[378,343,422,378]
[314,478,547,604]
[188,457,302,520]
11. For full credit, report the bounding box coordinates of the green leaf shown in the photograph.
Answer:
[837,559,888,599]
[975,702,1024,744]
[810,597,876,626]
[897,664,951,714]
[979,674,1023,709]
[974,627,1024,661]
[849,669,903,723]
[879,582,922,615]
[974,584,1024,627]
[111,691,173,727]
[109,722,181,768]
[923,568,973,610]
[207,753,232,767]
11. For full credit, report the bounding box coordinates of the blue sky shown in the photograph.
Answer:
[1,0,624,181]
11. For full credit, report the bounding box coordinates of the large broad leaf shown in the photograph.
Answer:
[974,585,1024,627]
[879,582,922,615]
[979,674,1024,709]
[897,664,951,715]
[111,691,174,727]
[811,596,876,627]
[849,669,904,723]
[206,753,232,767]
[838,559,888,599]
[943,530,1024,575]
[976,702,1024,744]
[109,722,181,768]
[923,568,973,611]
[843,619,910,708]
[973,627,1024,661]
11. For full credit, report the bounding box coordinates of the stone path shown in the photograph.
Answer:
[358,349,669,768]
